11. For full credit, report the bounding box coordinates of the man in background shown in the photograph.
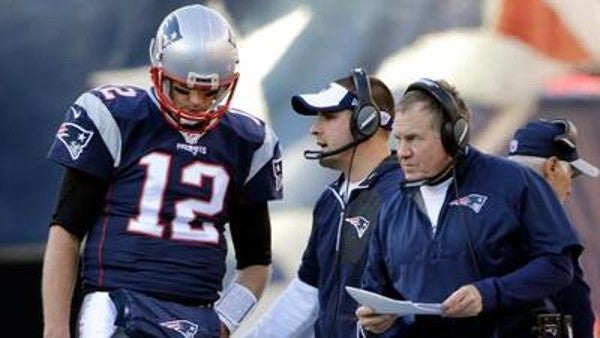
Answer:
[508,118,598,338]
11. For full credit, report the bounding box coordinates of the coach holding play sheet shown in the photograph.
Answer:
[356,79,583,338]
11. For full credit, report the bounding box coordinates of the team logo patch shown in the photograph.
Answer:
[509,139,518,153]
[449,193,488,213]
[345,216,370,238]
[160,319,198,338]
[273,158,283,191]
[56,122,94,160]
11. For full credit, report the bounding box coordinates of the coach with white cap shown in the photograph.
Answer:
[508,118,597,338]
[244,69,402,338]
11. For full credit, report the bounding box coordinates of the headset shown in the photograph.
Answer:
[548,118,577,150]
[350,68,381,141]
[404,78,469,157]
[304,68,381,160]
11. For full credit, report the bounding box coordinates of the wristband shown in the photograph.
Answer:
[214,283,257,333]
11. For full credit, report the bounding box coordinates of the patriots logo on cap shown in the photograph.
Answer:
[509,139,518,153]
[159,319,199,338]
[449,193,488,214]
[345,216,370,238]
[56,122,94,160]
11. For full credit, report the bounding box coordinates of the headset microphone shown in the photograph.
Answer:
[303,137,364,160]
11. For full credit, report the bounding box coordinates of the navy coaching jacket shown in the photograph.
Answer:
[297,154,403,338]
[363,147,582,338]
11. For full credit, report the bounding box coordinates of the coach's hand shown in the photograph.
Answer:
[441,284,482,317]
[219,322,230,338]
[356,305,398,334]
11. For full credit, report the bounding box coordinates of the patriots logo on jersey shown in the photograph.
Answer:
[160,319,199,338]
[449,193,488,214]
[345,216,370,238]
[56,122,94,160]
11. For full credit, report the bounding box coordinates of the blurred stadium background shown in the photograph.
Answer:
[1,0,599,336]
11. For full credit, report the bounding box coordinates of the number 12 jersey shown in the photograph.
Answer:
[48,85,283,303]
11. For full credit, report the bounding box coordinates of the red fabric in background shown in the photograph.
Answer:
[496,0,592,63]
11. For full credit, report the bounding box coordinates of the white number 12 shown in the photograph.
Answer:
[127,152,230,244]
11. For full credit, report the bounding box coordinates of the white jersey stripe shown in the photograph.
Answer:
[75,93,123,167]
[245,124,278,185]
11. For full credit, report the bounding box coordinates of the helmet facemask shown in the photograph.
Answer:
[150,67,239,133]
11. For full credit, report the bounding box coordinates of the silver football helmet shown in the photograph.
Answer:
[149,5,239,132]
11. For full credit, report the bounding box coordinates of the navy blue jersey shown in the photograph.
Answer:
[48,85,282,303]
[297,155,402,338]
[363,147,582,338]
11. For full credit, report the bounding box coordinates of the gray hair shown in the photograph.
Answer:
[507,155,570,175]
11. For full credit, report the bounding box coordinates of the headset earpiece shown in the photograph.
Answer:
[452,119,469,155]
[548,118,577,150]
[350,68,380,141]
[404,78,468,157]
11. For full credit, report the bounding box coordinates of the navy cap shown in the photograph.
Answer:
[291,82,393,129]
[508,119,598,177]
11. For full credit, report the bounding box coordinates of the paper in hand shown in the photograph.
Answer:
[346,286,442,316]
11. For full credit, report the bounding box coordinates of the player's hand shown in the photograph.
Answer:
[441,284,482,317]
[356,305,398,334]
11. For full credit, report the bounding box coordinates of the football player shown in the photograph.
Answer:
[42,5,282,338]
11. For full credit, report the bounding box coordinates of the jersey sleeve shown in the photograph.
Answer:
[47,92,122,180]
[240,124,283,203]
